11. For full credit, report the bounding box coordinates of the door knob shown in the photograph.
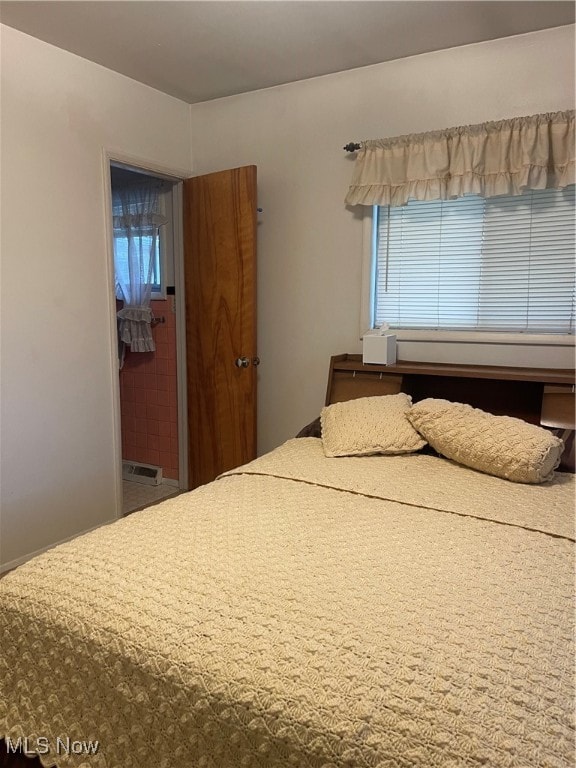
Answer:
[252,357,260,366]
[235,357,250,368]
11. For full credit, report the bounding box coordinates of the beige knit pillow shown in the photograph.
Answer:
[321,394,427,457]
[408,398,564,483]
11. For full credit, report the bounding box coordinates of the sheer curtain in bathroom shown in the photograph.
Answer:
[113,179,168,366]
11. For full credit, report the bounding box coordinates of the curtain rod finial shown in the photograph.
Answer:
[344,142,361,153]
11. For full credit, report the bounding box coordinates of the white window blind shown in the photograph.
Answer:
[374,185,575,334]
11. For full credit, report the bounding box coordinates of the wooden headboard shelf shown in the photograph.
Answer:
[325,354,575,429]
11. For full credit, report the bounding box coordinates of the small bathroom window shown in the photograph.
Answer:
[114,224,163,296]
[110,165,174,300]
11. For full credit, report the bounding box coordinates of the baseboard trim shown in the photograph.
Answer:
[0,519,114,575]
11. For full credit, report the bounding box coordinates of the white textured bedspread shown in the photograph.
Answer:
[0,439,574,768]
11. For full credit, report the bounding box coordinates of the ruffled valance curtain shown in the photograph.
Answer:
[113,181,168,365]
[345,110,575,207]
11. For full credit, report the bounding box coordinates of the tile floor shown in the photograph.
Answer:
[122,480,181,516]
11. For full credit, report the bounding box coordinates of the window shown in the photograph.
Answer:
[113,227,162,296]
[111,166,173,301]
[372,186,575,336]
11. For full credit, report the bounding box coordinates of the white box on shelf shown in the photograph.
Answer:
[362,333,397,365]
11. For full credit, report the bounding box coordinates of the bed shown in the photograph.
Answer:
[1,358,574,768]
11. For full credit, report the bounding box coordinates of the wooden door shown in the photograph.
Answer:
[183,166,257,489]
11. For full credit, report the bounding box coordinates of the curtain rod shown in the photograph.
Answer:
[343,143,361,152]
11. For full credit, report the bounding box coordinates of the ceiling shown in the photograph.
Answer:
[0,1,574,104]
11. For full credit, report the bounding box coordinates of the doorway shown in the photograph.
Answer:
[106,159,258,516]
[109,162,187,514]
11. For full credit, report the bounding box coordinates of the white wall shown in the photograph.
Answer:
[0,26,192,569]
[187,25,576,455]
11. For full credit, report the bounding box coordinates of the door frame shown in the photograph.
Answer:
[102,149,191,519]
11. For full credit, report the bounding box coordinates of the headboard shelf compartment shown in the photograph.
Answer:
[326,354,575,429]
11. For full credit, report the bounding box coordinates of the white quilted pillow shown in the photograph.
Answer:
[408,398,564,484]
[321,394,427,457]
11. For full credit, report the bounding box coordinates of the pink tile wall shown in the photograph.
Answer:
[119,299,179,480]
